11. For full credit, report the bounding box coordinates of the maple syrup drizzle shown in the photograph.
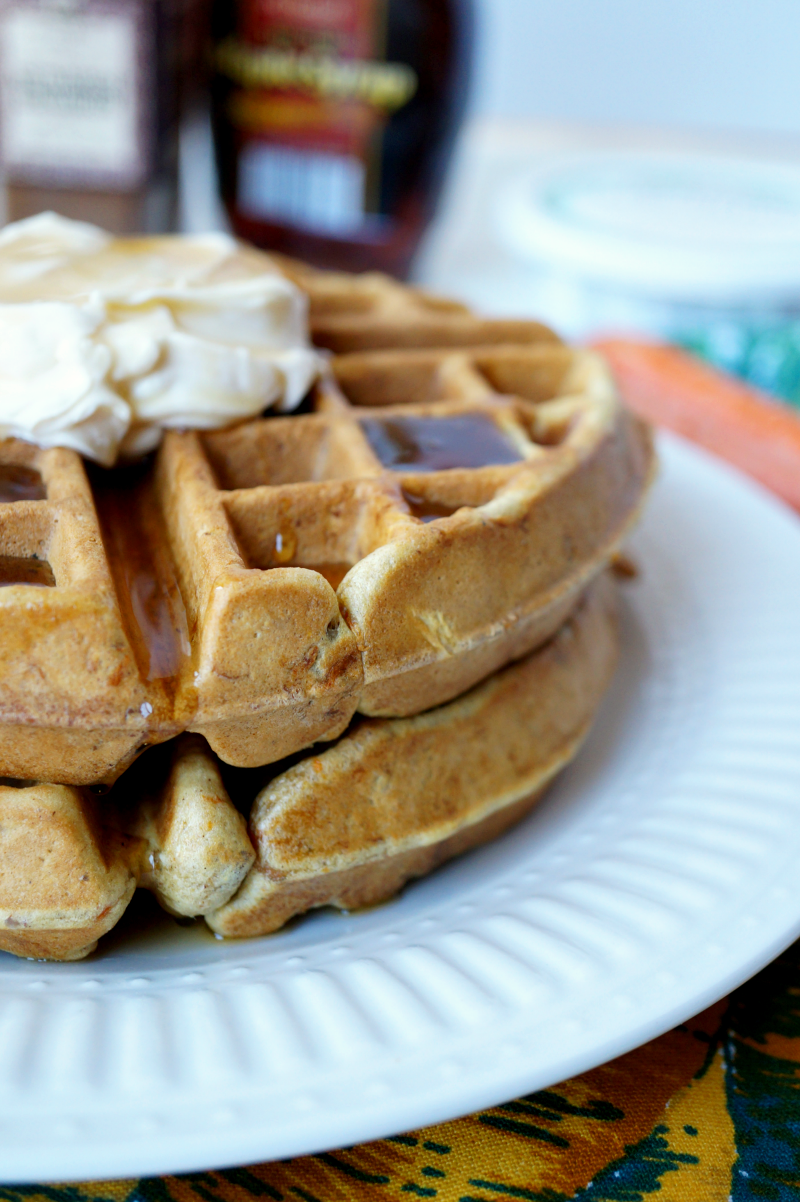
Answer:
[267,533,350,590]
[0,465,46,503]
[402,490,460,523]
[0,555,54,587]
[362,414,522,472]
[92,462,191,686]
[271,529,297,564]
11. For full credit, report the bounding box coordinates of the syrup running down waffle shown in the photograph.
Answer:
[0,336,649,782]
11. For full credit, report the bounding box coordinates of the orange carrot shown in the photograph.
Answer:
[594,339,800,512]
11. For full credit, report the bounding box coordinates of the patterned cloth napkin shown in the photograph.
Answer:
[6,346,800,1202]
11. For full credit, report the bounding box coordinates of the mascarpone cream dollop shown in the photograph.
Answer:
[0,212,322,465]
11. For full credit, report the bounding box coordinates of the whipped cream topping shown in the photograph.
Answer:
[0,213,322,465]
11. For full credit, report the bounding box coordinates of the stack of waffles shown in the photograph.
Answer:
[0,254,654,960]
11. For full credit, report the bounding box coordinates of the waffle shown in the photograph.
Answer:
[189,338,650,753]
[0,574,617,960]
[0,439,179,785]
[271,253,562,353]
[0,338,649,784]
[207,572,618,938]
[0,783,137,961]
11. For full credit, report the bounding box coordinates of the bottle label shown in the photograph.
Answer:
[215,0,417,238]
[0,0,151,189]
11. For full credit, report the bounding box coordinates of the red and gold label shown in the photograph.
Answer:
[242,0,378,58]
[215,0,416,235]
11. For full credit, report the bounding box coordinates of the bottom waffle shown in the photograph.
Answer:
[0,576,618,961]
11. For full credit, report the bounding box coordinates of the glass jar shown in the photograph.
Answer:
[496,149,800,405]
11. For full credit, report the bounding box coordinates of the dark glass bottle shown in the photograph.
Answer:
[210,0,472,278]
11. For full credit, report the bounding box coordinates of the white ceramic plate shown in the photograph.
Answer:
[2,433,800,1184]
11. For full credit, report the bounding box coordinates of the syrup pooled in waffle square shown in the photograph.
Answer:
[165,339,652,768]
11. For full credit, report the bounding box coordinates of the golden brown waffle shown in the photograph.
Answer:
[208,573,618,938]
[120,734,256,916]
[176,339,650,765]
[271,253,561,353]
[0,576,617,960]
[0,439,182,784]
[0,782,137,961]
[0,354,651,783]
[0,736,254,961]
[0,254,652,784]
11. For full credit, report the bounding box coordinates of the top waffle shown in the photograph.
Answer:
[272,253,561,353]
[0,252,653,786]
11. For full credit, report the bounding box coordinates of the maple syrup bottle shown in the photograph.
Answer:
[210,0,472,278]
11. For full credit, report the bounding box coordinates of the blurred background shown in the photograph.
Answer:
[1,0,799,398]
[420,0,800,405]
[471,0,798,134]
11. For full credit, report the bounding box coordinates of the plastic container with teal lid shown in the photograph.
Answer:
[496,150,800,407]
